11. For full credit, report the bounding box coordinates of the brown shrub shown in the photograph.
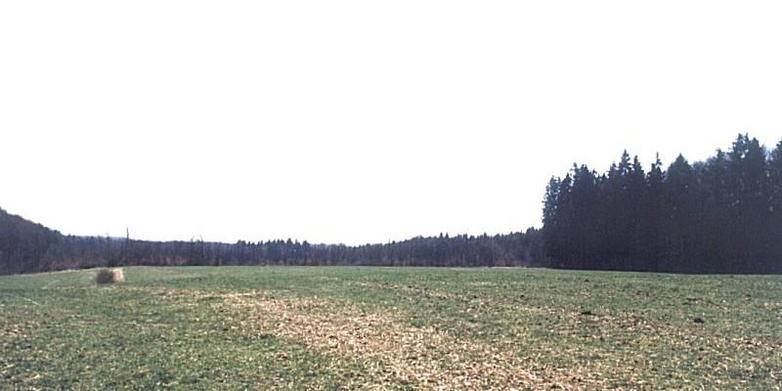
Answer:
[95,268,125,284]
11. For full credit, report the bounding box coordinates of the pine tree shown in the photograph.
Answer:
[606,151,634,267]
[570,165,599,268]
[726,134,769,271]
[699,149,731,271]
[644,154,664,270]
[552,174,574,267]
[542,176,561,232]
[768,140,782,270]
[627,156,647,269]
[663,155,697,271]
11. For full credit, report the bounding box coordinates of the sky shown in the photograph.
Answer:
[1,1,781,245]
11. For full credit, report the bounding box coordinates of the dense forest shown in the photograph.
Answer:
[543,134,782,273]
[0,207,543,274]
[2,133,780,275]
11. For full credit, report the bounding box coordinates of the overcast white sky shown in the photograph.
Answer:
[1,1,781,245]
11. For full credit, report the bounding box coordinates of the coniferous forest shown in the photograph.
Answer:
[1,134,780,275]
[543,134,782,273]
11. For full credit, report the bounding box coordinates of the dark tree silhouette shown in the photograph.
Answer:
[542,134,782,273]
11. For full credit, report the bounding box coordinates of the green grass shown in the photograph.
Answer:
[1,266,780,389]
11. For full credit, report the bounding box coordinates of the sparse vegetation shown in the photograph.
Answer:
[2,266,780,389]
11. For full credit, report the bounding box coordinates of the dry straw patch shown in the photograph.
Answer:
[220,291,588,390]
[95,268,125,284]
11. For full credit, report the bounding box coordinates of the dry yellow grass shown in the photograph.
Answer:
[219,291,599,390]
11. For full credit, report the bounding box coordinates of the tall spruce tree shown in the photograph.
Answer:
[768,140,782,269]
[699,149,731,270]
[663,155,698,271]
[726,134,769,271]
[570,165,598,268]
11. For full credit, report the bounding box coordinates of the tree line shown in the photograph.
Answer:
[0,207,543,274]
[542,134,782,273]
[3,133,781,275]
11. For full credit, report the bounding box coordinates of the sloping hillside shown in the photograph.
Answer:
[0,208,62,274]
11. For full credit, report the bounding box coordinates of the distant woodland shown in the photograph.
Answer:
[0,208,542,275]
[1,134,780,275]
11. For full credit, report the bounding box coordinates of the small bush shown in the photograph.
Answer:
[96,268,125,284]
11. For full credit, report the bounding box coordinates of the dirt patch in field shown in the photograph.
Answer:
[219,291,600,390]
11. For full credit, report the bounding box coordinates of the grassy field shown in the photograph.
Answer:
[1,267,780,390]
